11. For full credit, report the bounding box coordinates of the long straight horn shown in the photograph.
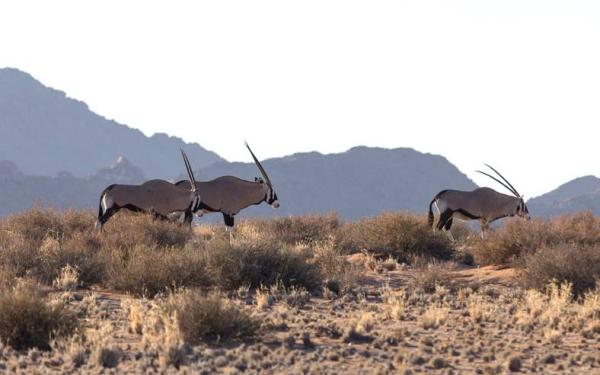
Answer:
[484,164,521,197]
[476,170,518,197]
[245,141,272,187]
[180,149,198,192]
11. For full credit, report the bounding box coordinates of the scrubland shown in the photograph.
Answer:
[0,208,599,373]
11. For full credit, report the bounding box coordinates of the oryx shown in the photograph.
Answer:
[94,150,202,229]
[175,142,279,230]
[428,164,530,240]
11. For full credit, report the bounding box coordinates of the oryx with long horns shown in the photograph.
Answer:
[175,142,279,229]
[94,150,202,229]
[428,164,530,240]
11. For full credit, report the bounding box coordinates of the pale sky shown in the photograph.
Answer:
[1,1,599,198]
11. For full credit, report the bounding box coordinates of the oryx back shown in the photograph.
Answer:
[441,188,519,221]
[109,180,196,216]
[177,176,267,215]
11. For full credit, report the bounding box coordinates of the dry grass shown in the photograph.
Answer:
[419,305,448,329]
[0,209,339,297]
[52,264,80,291]
[519,244,600,296]
[472,212,600,265]
[409,259,454,293]
[200,237,323,291]
[0,279,78,350]
[339,212,455,261]
[161,289,260,343]
[103,244,209,297]
[246,214,341,245]
[0,208,599,372]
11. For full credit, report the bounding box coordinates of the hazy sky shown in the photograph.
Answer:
[1,1,599,197]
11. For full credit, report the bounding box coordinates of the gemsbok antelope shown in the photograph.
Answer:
[428,164,530,240]
[174,142,279,230]
[94,150,202,229]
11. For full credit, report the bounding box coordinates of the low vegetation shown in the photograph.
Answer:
[0,279,78,350]
[338,212,455,260]
[0,208,598,372]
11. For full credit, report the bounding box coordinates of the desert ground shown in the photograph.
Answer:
[0,209,599,374]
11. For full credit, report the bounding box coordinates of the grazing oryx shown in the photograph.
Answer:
[94,150,202,229]
[175,142,279,230]
[428,164,530,240]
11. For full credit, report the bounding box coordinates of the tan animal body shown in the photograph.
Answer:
[95,150,201,229]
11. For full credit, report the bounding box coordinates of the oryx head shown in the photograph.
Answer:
[476,164,530,220]
[245,142,279,208]
[180,149,202,213]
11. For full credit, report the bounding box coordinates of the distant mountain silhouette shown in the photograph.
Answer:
[0,157,148,217]
[191,146,478,220]
[0,147,477,219]
[1,68,597,220]
[0,68,222,178]
[527,176,600,217]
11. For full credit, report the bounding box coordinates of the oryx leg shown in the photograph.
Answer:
[437,210,455,241]
[443,217,455,241]
[183,210,194,227]
[223,214,235,243]
[480,221,490,239]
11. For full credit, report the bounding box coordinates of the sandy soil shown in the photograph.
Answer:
[2,259,600,374]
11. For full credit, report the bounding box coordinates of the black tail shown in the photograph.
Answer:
[428,198,436,227]
[428,190,448,228]
[97,195,104,221]
[95,185,116,230]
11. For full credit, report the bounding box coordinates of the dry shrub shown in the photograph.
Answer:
[0,231,104,287]
[420,305,448,329]
[0,209,192,289]
[520,244,600,296]
[550,211,600,245]
[339,212,454,261]
[312,238,362,296]
[88,322,121,368]
[247,214,341,245]
[163,289,259,343]
[409,259,453,293]
[0,280,78,350]
[97,212,192,249]
[0,265,17,288]
[52,264,80,291]
[473,212,600,265]
[138,298,187,369]
[472,218,550,265]
[201,238,322,291]
[1,208,91,245]
[515,281,572,330]
[104,245,209,297]
[466,294,499,323]
[381,282,406,320]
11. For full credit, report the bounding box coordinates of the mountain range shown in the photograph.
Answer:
[0,68,598,219]
[0,68,222,178]
[527,176,600,217]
